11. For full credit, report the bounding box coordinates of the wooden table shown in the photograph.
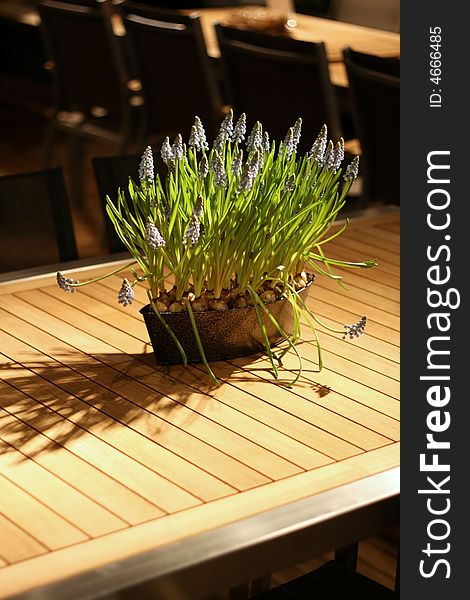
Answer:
[0,211,400,599]
[188,7,400,87]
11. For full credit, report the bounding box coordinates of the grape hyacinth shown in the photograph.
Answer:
[219,108,234,140]
[284,174,296,192]
[145,218,166,249]
[280,127,294,159]
[118,278,134,306]
[193,196,203,219]
[172,134,184,161]
[246,121,263,152]
[232,113,246,143]
[198,154,209,178]
[57,272,78,293]
[308,125,328,162]
[138,146,154,184]
[333,138,345,172]
[161,137,175,171]
[263,131,270,152]
[238,150,260,192]
[188,124,199,150]
[183,215,201,246]
[212,150,228,188]
[257,146,265,171]
[323,140,335,170]
[195,116,209,151]
[213,130,226,156]
[292,118,302,149]
[231,149,243,176]
[343,316,367,340]
[344,156,360,182]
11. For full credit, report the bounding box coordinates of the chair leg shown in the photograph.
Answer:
[335,542,359,573]
[394,549,400,596]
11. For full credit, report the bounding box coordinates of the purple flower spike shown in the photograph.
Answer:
[118,278,134,307]
[57,271,78,293]
[343,316,367,339]
[146,218,166,249]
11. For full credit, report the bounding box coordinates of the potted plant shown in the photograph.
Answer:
[57,112,375,385]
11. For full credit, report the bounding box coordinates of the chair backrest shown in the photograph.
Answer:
[38,0,131,129]
[0,167,78,273]
[0,15,51,112]
[343,48,400,206]
[329,0,400,33]
[121,2,222,141]
[92,151,168,253]
[92,153,141,253]
[215,24,341,152]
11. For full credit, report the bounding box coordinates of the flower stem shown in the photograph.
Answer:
[184,299,220,386]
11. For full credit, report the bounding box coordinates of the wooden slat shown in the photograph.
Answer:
[266,343,399,401]
[321,266,400,303]
[0,473,89,550]
[0,443,399,600]
[316,278,399,318]
[324,249,400,284]
[306,298,400,352]
[346,227,400,254]
[227,354,399,421]
[156,362,363,460]
[205,356,399,441]
[380,222,400,233]
[307,285,400,331]
[359,225,400,245]
[330,236,400,267]
[0,514,48,565]
[0,346,236,503]
[0,377,201,513]
[0,312,295,489]
[0,440,127,538]
[299,326,399,380]
[0,412,162,525]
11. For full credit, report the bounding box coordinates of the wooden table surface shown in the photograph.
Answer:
[189,7,400,87]
[0,211,400,599]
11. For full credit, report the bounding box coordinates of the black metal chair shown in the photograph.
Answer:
[38,0,143,203]
[215,24,342,151]
[120,2,224,143]
[343,48,400,206]
[92,153,141,253]
[92,150,168,253]
[0,167,78,273]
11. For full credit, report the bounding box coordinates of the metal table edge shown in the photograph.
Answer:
[10,466,400,600]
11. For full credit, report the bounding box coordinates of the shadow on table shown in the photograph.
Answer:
[0,342,330,460]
